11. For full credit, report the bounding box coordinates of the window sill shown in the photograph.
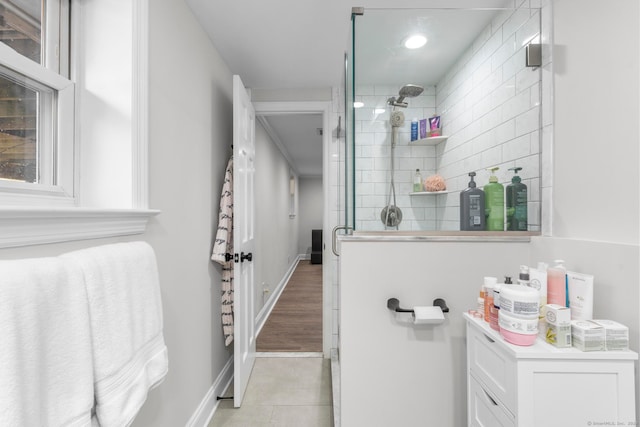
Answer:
[0,207,160,249]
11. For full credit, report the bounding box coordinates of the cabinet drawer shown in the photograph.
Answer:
[467,324,516,411]
[468,374,515,427]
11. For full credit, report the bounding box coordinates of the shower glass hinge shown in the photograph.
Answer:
[352,7,364,16]
[525,43,542,68]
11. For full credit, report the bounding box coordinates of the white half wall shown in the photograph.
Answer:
[339,239,530,426]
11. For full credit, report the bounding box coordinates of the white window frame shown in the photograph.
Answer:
[0,41,75,206]
[0,0,158,249]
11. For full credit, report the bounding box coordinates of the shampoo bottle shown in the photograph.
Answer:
[506,167,528,231]
[547,260,567,307]
[411,118,419,141]
[484,167,504,231]
[460,172,486,231]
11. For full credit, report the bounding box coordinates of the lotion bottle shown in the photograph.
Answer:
[547,260,567,307]
[506,167,528,231]
[460,172,485,231]
[484,166,504,231]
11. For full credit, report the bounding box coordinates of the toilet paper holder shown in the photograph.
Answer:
[386,297,450,313]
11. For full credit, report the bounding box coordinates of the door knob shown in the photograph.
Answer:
[240,252,253,262]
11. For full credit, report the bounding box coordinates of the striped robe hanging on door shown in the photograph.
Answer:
[211,157,234,346]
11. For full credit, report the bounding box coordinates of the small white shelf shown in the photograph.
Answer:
[409,190,455,196]
[409,135,449,145]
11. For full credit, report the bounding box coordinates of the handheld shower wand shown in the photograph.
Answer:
[381,84,424,229]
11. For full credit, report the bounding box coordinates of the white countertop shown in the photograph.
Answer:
[464,312,638,361]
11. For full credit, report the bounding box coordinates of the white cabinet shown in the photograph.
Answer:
[465,313,637,427]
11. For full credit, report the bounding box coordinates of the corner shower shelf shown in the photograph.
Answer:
[410,135,448,145]
[409,190,455,196]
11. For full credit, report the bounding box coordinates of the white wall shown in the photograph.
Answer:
[254,120,300,310]
[550,0,639,245]
[298,177,323,255]
[136,0,235,424]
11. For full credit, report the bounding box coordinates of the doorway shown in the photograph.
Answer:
[252,101,332,357]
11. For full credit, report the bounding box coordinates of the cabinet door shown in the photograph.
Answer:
[467,323,516,411]
[517,360,637,427]
[468,374,515,427]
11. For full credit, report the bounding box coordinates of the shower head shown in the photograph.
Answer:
[388,84,424,108]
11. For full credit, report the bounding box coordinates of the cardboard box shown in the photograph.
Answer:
[544,304,572,348]
[591,319,629,351]
[571,320,605,351]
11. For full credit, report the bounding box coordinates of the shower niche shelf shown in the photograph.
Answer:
[410,135,448,145]
[410,190,455,196]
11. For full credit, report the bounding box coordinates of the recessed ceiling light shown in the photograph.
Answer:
[353,101,364,108]
[404,34,427,49]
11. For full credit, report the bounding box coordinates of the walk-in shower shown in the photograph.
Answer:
[381,84,424,229]
[345,7,543,233]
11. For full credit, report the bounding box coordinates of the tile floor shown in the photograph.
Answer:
[209,356,334,427]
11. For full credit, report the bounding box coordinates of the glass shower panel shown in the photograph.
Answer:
[349,7,542,232]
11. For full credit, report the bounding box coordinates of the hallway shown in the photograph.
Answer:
[256,260,323,352]
[209,357,333,426]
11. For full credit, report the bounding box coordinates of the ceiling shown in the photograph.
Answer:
[186,0,513,177]
[259,114,323,177]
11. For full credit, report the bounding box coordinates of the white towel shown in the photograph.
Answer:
[0,256,94,427]
[62,241,168,427]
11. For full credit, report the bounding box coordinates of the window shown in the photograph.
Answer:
[0,0,74,205]
[0,0,156,249]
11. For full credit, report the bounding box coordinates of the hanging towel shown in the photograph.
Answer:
[62,241,168,427]
[211,156,234,346]
[0,256,94,427]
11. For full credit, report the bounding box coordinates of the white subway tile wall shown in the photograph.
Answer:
[353,6,543,232]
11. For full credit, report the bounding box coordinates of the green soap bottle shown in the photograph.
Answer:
[484,166,504,231]
[506,167,528,231]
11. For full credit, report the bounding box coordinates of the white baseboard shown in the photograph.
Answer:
[185,356,233,427]
[255,255,303,336]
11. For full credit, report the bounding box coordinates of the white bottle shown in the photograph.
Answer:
[413,169,423,192]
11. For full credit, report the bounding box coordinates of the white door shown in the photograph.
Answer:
[233,75,256,407]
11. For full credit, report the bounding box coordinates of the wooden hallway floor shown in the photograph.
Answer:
[256,260,322,352]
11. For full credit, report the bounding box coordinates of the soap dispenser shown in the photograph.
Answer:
[506,167,528,231]
[484,166,504,231]
[460,171,485,231]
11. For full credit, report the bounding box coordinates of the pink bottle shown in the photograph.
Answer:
[547,260,567,307]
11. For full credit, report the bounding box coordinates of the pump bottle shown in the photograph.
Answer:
[484,166,504,231]
[460,171,485,231]
[506,167,528,231]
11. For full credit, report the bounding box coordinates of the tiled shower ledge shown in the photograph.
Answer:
[343,230,539,243]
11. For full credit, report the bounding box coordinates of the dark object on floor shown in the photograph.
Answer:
[311,229,322,264]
